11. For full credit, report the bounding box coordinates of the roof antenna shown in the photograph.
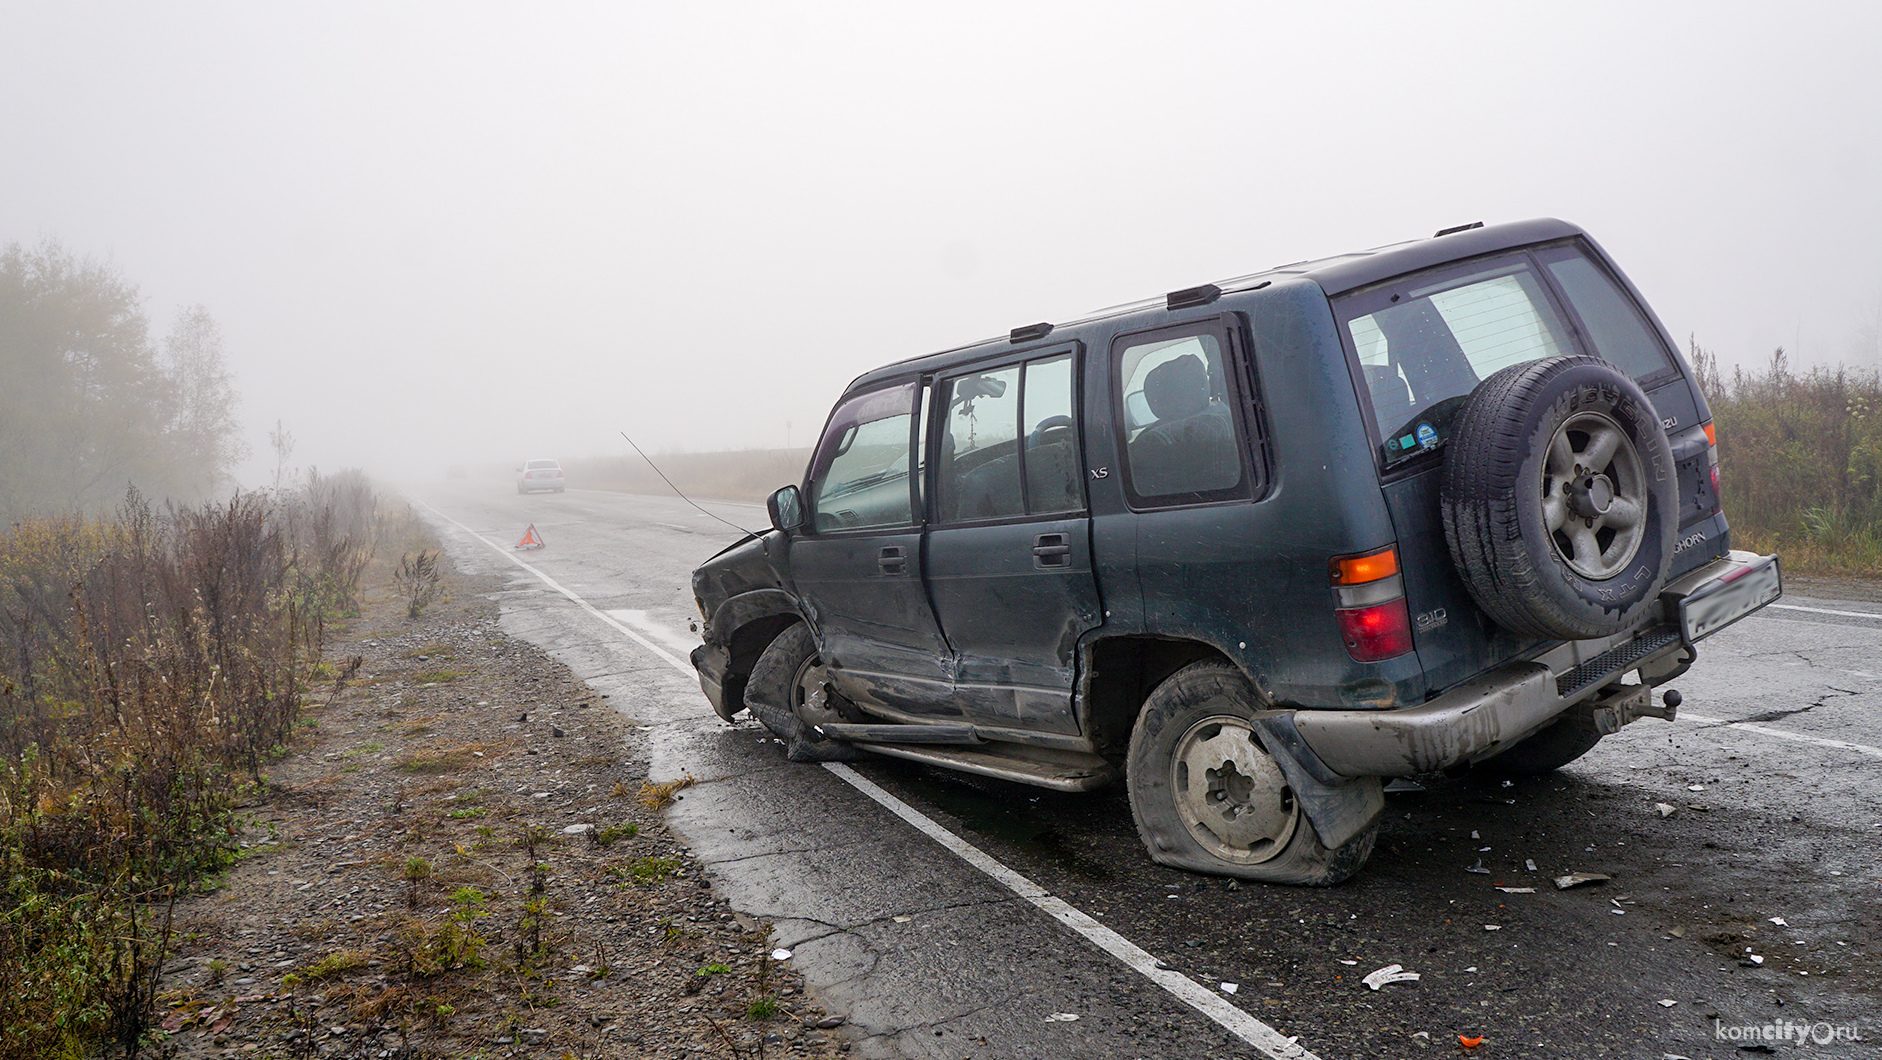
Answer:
[619,432,760,538]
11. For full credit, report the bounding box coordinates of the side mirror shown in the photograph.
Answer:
[767,484,804,534]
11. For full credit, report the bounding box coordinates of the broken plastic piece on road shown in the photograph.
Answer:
[1496,886,1536,893]
[1362,964,1421,990]
[1687,784,1705,791]
[770,949,792,961]
[1655,802,1678,817]
[1554,872,1611,890]
[1466,858,1491,874]
[1742,954,1764,966]
[1483,924,1501,931]
[892,915,912,923]
[1525,859,1538,872]
[1219,982,1239,994]
[1769,917,1788,927]
[1658,999,1679,1007]
[1044,1012,1080,1022]
[1470,830,1480,840]
[1459,1034,1485,1048]
[1338,959,1358,965]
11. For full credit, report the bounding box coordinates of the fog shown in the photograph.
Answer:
[4,1,1879,486]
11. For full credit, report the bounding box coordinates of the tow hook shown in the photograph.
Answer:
[1590,686,1681,735]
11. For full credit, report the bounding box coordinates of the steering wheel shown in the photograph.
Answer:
[1027,415,1075,449]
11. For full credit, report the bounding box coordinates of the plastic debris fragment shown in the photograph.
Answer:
[1658,999,1678,1007]
[1459,1034,1485,1048]
[1362,964,1420,990]
[1044,1012,1080,1022]
[1554,872,1611,889]
[1466,858,1491,874]
[1220,982,1239,994]
[1769,917,1788,927]
[770,949,792,961]
[1655,802,1678,817]
[1496,886,1536,894]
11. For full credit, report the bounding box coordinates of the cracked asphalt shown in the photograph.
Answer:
[417,481,1880,1059]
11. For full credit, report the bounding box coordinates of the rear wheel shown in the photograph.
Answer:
[1126,663,1376,885]
[743,624,865,763]
[1482,713,1602,773]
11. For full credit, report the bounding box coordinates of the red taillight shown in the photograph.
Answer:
[1337,600,1415,661]
[1330,545,1415,662]
[1703,421,1722,507]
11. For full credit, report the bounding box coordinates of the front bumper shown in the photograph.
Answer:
[1289,550,1779,778]
[691,643,736,722]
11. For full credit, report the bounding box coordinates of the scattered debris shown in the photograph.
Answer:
[1362,964,1421,990]
[892,915,912,923]
[1483,924,1502,931]
[1687,784,1705,791]
[1338,959,1358,965]
[1044,1012,1080,1022]
[1466,858,1491,874]
[1496,886,1536,894]
[770,948,793,961]
[1554,872,1611,890]
[1741,954,1764,966]
[1219,982,1239,994]
[1768,917,1788,927]
[1470,830,1480,840]
[1459,1033,1485,1048]
[1655,802,1678,817]
[1525,859,1538,872]
[561,823,593,835]
[1668,926,1686,938]
[1658,999,1679,1007]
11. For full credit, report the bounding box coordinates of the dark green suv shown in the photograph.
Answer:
[689,218,1780,884]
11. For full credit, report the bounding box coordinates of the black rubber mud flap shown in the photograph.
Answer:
[1251,713,1384,850]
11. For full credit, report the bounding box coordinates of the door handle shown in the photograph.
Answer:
[877,545,907,575]
[1033,533,1072,568]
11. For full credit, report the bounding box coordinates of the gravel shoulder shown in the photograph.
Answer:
[154,551,847,1059]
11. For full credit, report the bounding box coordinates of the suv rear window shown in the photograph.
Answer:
[1336,247,1671,468]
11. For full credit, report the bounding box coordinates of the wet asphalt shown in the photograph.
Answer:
[416,481,1880,1059]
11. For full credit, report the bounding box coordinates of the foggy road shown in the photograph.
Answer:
[416,481,1879,1059]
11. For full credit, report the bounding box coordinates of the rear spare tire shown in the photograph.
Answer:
[1441,355,1676,640]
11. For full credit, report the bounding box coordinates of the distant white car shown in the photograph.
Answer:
[516,459,565,494]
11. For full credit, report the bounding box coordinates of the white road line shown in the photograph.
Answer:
[420,499,1323,1060]
[419,502,694,675]
[826,763,1320,1060]
[1678,712,1882,760]
[1768,603,1882,621]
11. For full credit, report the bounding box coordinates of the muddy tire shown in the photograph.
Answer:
[1442,355,1676,640]
[1482,713,1603,773]
[1126,663,1376,885]
[742,624,866,763]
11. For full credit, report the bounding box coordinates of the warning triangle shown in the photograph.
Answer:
[515,523,545,550]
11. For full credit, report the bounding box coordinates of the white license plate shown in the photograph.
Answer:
[1679,555,1782,643]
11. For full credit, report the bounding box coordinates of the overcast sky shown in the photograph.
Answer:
[4,1,1879,485]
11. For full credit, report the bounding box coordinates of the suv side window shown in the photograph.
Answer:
[1114,328,1251,506]
[807,383,916,532]
[1533,245,1674,381]
[936,353,1085,523]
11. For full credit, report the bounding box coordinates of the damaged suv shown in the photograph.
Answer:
[689,218,1780,884]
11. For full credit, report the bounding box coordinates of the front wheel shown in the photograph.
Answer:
[742,624,865,763]
[1126,663,1376,885]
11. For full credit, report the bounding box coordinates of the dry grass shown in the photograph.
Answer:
[395,741,507,775]
[635,774,697,810]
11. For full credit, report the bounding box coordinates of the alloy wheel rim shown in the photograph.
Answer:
[1541,411,1648,580]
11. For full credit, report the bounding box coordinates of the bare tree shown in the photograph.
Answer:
[162,305,247,497]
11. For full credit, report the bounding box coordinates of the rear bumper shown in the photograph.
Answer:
[1290,550,1778,778]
